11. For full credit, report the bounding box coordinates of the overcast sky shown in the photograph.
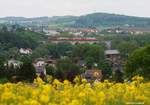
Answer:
[0,0,149,17]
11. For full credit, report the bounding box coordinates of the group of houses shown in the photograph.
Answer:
[4,47,122,82]
[4,48,33,69]
[81,49,122,82]
[26,26,100,37]
[4,57,56,76]
[103,27,150,34]
[58,28,99,33]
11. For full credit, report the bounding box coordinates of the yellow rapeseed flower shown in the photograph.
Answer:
[0,76,149,105]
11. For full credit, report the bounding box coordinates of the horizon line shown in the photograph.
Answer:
[0,12,150,19]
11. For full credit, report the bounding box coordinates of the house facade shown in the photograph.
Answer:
[4,59,22,69]
[33,58,46,76]
[81,69,103,82]
[20,48,32,55]
[105,50,123,74]
[33,58,57,76]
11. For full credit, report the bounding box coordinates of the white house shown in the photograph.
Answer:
[5,59,22,69]
[33,58,46,76]
[43,29,60,36]
[20,48,32,54]
[35,61,45,67]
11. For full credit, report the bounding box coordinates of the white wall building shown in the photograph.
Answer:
[20,48,32,54]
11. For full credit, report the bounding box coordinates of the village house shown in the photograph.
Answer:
[62,28,80,33]
[105,50,120,62]
[105,50,123,74]
[33,58,46,76]
[69,32,83,37]
[104,27,125,34]
[81,69,103,82]
[19,48,32,55]
[4,59,22,69]
[43,29,60,36]
[123,27,150,34]
[81,28,99,33]
[33,57,57,76]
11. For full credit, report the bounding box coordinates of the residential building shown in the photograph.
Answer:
[105,50,123,74]
[105,50,120,62]
[4,59,22,69]
[20,48,32,55]
[33,58,46,76]
[81,69,103,82]
[33,58,57,76]
[43,29,60,36]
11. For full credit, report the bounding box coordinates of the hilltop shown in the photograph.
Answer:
[0,13,150,28]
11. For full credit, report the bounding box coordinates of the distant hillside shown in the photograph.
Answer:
[0,16,77,26]
[73,13,150,28]
[1,13,150,28]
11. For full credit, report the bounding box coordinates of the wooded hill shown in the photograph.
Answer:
[1,13,150,28]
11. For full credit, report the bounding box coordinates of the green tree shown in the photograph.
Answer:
[55,43,74,57]
[18,58,36,82]
[126,45,150,80]
[47,43,73,58]
[56,58,81,81]
[116,41,138,58]
[85,57,95,69]
[31,44,49,59]
[113,69,124,83]
[98,60,112,80]
[46,65,56,76]
[73,44,105,62]
[0,57,5,78]
[2,26,8,32]
[8,47,20,59]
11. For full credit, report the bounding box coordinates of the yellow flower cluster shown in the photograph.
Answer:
[0,76,150,105]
